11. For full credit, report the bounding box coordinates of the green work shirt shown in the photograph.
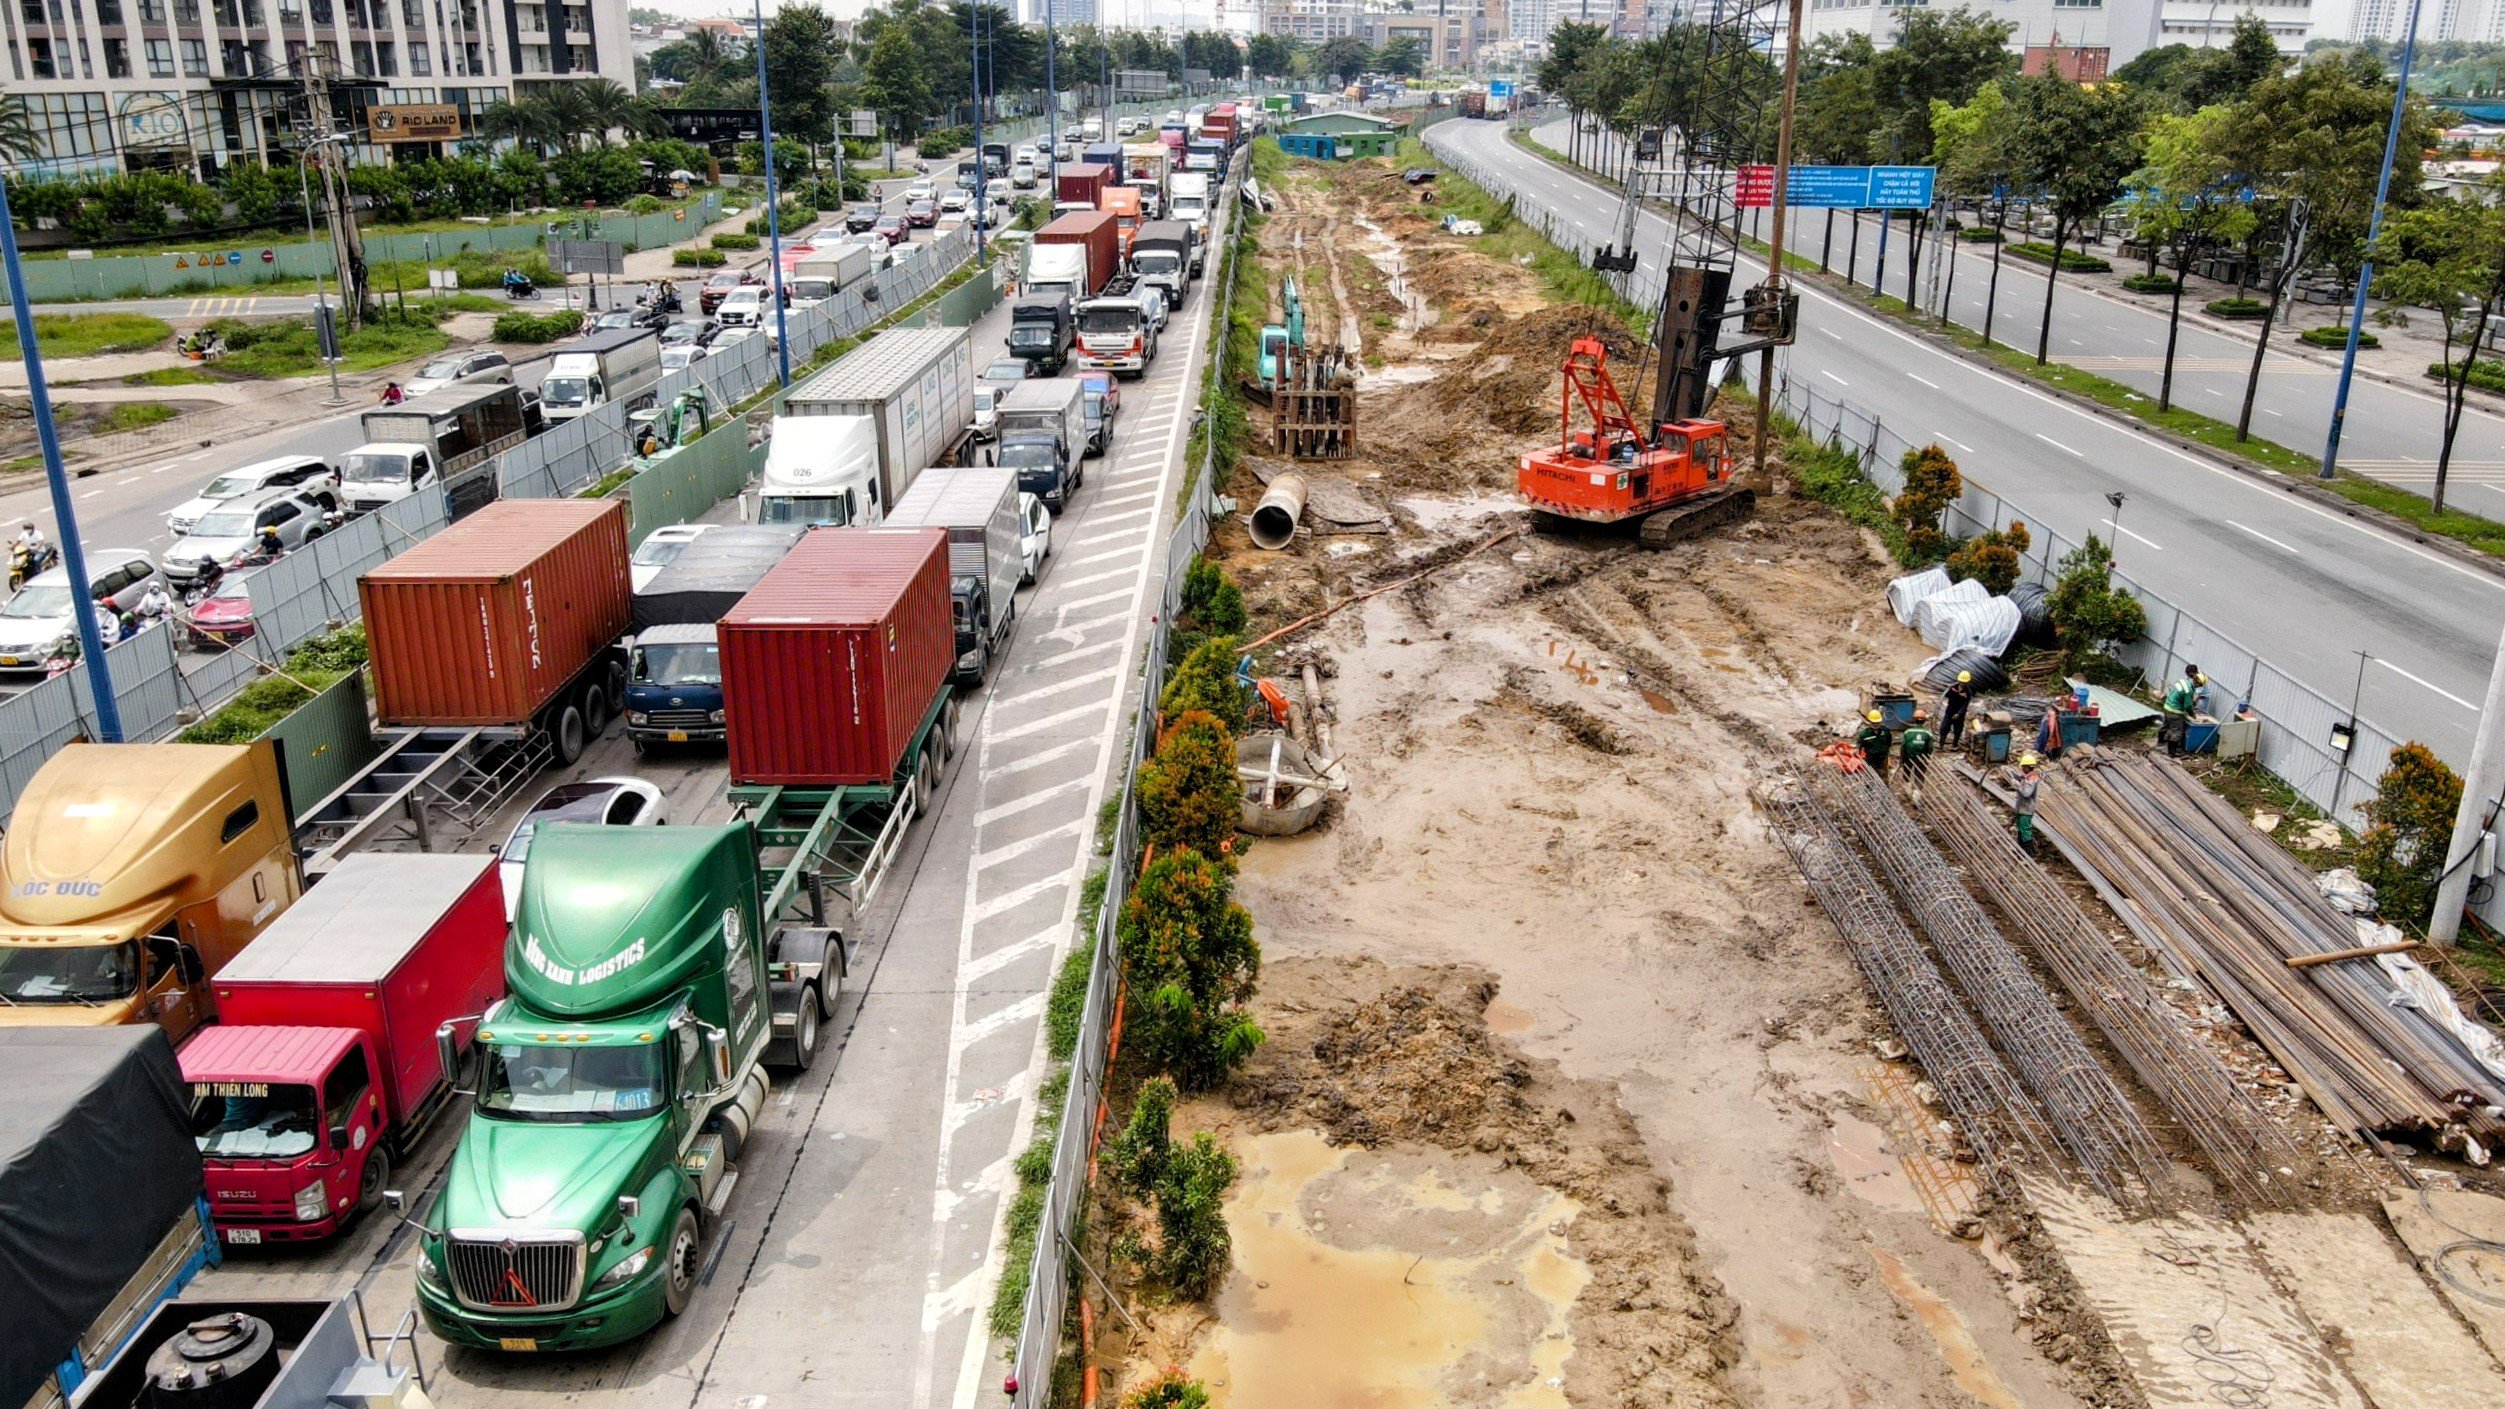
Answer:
[1855,724,1891,758]
[2163,679,2196,715]
[1899,726,1935,759]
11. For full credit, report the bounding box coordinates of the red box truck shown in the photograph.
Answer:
[180,852,507,1244]
[720,527,955,787]
[1056,161,1114,209]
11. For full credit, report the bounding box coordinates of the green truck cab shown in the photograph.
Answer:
[402,822,835,1353]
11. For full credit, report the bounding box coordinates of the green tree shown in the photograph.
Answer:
[1892,444,1963,562]
[1798,34,1882,165]
[1945,520,2030,594]
[1315,36,1371,82]
[1537,20,1610,100]
[762,4,843,145]
[1931,81,2015,339]
[1105,1076,1175,1200]
[2374,186,2505,512]
[2127,105,2257,410]
[2357,742,2465,932]
[2190,14,2286,106]
[1376,35,1426,76]
[1869,8,2016,163]
[1152,1133,1237,1297]
[1160,636,1246,725]
[1119,849,1263,1091]
[860,20,935,143]
[2045,536,2148,666]
[2005,74,2146,364]
[1247,32,1299,77]
[1137,711,1241,864]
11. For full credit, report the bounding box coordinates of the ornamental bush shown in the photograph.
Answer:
[1891,444,1963,564]
[492,309,587,343]
[2046,535,2147,666]
[1160,635,1247,725]
[1137,711,1240,865]
[2205,296,2268,319]
[1119,848,1263,1091]
[1946,520,2030,596]
[673,247,730,268]
[2357,742,2463,932]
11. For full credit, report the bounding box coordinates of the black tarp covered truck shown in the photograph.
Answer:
[2,1028,215,1409]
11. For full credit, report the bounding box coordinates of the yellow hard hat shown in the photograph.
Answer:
[2194,672,2208,685]
[1866,709,1883,723]
[2018,753,2040,768]
[1957,671,1972,684]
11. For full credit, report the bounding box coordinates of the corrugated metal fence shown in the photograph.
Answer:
[0,225,981,820]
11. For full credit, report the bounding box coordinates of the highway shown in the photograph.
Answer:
[195,184,1219,1409]
[1434,116,2504,766]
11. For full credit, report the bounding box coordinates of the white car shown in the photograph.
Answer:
[904,181,936,203]
[164,454,337,537]
[1018,494,1051,585]
[0,551,160,673]
[717,286,770,328]
[402,349,513,396]
[496,776,665,917]
[630,523,717,592]
[661,344,702,374]
[939,189,972,214]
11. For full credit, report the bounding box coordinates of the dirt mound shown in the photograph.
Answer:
[1231,956,1743,1409]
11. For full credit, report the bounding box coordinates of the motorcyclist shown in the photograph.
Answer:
[90,588,122,647]
[241,525,284,566]
[502,267,534,297]
[16,522,47,556]
[132,580,175,630]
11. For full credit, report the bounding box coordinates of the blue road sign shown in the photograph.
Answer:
[1783,165,1936,210]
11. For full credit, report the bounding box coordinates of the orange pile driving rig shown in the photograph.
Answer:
[1516,336,1755,547]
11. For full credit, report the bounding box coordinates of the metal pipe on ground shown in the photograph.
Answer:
[1249,472,1309,550]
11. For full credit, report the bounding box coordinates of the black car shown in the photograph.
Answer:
[844,202,883,232]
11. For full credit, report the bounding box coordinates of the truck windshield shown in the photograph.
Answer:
[0,938,138,1003]
[190,1083,320,1158]
[1135,253,1180,278]
[541,376,592,409]
[477,1042,667,1122]
[759,494,852,527]
[633,641,721,687]
[1079,306,1137,334]
[999,441,1056,470]
[1007,325,1057,351]
[343,452,413,487]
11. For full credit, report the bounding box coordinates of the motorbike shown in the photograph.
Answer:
[8,539,58,592]
[503,275,540,301]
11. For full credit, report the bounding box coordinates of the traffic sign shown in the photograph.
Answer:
[260,249,274,264]
[226,251,242,265]
[1735,164,1937,210]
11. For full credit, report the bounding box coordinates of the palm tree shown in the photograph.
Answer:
[522,83,596,151]
[0,93,43,164]
[575,78,639,146]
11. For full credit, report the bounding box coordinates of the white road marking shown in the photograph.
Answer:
[999,664,1120,708]
[2106,520,2163,551]
[2376,658,2479,711]
[1935,434,1973,453]
[2226,519,2297,554]
[974,776,1090,826]
[1908,373,1939,389]
[970,819,1083,874]
[1821,369,1849,386]
[2035,433,2082,457]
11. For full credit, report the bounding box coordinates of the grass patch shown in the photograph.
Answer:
[1047,942,1093,1061]
[2,455,39,473]
[1959,226,2005,243]
[986,1061,1069,1340]
[1756,389,1908,557]
[1,311,173,360]
[2006,241,2111,273]
[96,402,177,433]
[120,366,216,386]
[204,310,450,379]
[2121,273,2180,294]
[177,626,368,744]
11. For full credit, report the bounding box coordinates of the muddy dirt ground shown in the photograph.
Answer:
[1092,152,2505,1409]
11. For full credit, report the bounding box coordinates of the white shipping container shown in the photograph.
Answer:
[885,464,1022,656]
[782,326,975,514]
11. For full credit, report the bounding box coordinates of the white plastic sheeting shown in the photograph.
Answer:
[2369,930,2505,1089]
[1887,565,1954,625]
[1913,583,2023,656]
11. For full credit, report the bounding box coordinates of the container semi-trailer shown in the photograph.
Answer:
[181,852,506,1246]
[1028,211,1120,306]
[884,468,1022,685]
[761,326,974,528]
[624,525,805,753]
[1054,162,1113,210]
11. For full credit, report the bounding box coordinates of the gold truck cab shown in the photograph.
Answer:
[0,740,300,1038]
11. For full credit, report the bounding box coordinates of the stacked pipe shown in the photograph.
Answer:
[1923,778,2304,1207]
[1817,768,2165,1207]
[2036,753,2505,1147]
[1763,779,2062,1190]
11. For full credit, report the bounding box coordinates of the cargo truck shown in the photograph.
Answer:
[793,241,874,294]
[1132,221,1192,306]
[1185,138,1227,174]
[1075,278,1158,377]
[760,326,974,528]
[1204,103,1238,146]
[1167,170,1213,241]
[342,383,529,515]
[1098,184,1144,259]
[1082,142,1123,176]
[1121,144,1169,216]
[1055,161,1113,210]
[4,1028,217,1409]
[180,852,506,1245]
[884,467,1022,684]
[540,328,662,424]
[56,1295,437,1409]
[1007,294,1075,373]
[1028,211,1120,305]
[624,525,805,753]
[996,377,1088,509]
[0,741,300,1040]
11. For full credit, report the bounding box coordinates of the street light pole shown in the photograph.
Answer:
[0,182,123,742]
[298,132,351,406]
[1044,0,1059,202]
[2319,0,2421,481]
[754,0,791,389]
[972,1,988,260]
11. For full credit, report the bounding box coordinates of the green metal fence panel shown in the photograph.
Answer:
[263,671,378,824]
[623,418,764,545]
[915,258,1009,329]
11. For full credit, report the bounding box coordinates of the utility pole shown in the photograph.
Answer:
[754,0,790,388]
[2431,624,2505,946]
[2319,0,2421,481]
[297,134,351,406]
[301,58,367,328]
[1752,0,1804,476]
[972,2,989,260]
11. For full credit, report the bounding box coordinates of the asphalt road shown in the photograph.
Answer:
[1436,117,2505,767]
[194,192,1218,1409]
[1553,118,2505,498]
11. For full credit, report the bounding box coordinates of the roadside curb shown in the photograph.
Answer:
[1483,127,2505,589]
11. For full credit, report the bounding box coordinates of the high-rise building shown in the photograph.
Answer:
[1258,0,1360,40]
[2155,0,2314,49]
[0,0,635,177]
[1790,0,2172,70]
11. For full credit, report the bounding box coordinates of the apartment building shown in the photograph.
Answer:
[1791,0,2166,68]
[1257,0,1360,40]
[1358,2,1477,67]
[2156,0,2313,48]
[0,0,633,177]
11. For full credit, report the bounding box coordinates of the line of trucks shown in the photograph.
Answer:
[0,315,1064,1389]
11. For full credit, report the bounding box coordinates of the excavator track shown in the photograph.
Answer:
[1637,487,1755,548]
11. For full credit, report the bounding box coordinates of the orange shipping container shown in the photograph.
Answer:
[359,500,632,727]
[720,527,953,787]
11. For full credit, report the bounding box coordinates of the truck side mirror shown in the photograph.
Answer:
[704,1025,731,1089]
[616,1194,641,1222]
[384,1190,404,1212]
[436,1020,477,1093]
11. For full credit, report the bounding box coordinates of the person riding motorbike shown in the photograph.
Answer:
[235,525,285,569]
[131,580,175,632]
[502,268,537,299]
[90,588,123,648]
[9,523,54,592]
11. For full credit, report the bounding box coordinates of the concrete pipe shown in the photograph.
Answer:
[1249,473,1309,551]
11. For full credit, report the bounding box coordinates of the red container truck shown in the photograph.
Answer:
[720,527,956,787]
[1205,103,1238,146]
[357,499,632,763]
[180,852,507,1245]
[1055,162,1114,209]
[1031,210,1121,303]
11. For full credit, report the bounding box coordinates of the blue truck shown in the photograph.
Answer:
[624,525,804,754]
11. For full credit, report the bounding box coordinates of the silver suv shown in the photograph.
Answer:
[161,486,335,588]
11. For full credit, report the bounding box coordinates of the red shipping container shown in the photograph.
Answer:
[360,500,631,726]
[1034,210,1120,301]
[1055,163,1113,208]
[720,527,954,787]
[201,852,506,1125]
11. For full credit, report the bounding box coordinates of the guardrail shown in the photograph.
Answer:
[0,225,982,821]
[1005,159,1244,1409]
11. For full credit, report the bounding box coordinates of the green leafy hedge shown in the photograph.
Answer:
[2006,241,2112,272]
[493,309,587,343]
[2206,296,2268,319]
[1957,226,2004,243]
[710,231,761,250]
[919,126,971,157]
[673,247,729,268]
[2121,273,2180,294]
[2429,358,2505,395]
[2298,324,2376,349]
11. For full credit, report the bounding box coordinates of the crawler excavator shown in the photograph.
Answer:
[1517,0,1800,549]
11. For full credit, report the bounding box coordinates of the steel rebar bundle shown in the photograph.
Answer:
[1816,768,2164,1206]
[1923,778,2304,1207]
[2037,753,2505,1147]
[1763,779,2060,1187]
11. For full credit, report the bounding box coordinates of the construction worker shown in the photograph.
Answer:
[1854,709,1893,777]
[2013,754,2041,853]
[1899,710,1936,792]
[1941,671,1973,748]
[2162,664,2207,757]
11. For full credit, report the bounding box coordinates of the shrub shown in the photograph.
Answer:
[2007,241,2111,272]
[494,309,587,343]
[1160,635,1247,725]
[1105,1076,1176,1200]
[177,627,368,743]
[1152,1134,1238,1298]
[1126,1376,1212,1409]
[673,247,729,268]
[710,231,761,250]
[1179,557,1246,635]
[2122,273,2180,294]
[2206,296,2268,319]
[1119,849,1263,1091]
[2045,535,2147,666]
[1946,520,2030,595]
[2298,324,2376,349]
[1958,226,2004,242]
[2429,359,2505,395]
[1138,711,1241,863]
[1891,444,1962,564]
[2357,742,2462,932]
[1046,942,1092,1061]
[919,126,971,157]
[743,196,820,236]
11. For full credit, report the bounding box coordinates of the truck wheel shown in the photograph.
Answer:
[581,681,611,737]
[940,697,962,760]
[787,999,819,1072]
[357,1146,392,1215]
[552,703,586,765]
[817,940,843,1018]
[661,1207,701,1319]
